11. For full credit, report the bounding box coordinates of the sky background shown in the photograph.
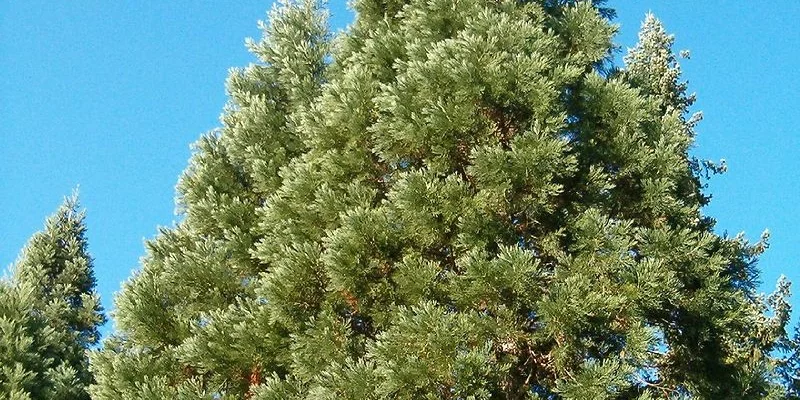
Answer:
[1,1,798,337]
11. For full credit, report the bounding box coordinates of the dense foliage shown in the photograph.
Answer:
[0,195,105,399]
[85,0,795,398]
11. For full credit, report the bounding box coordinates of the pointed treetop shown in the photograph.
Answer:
[624,12,693,114]
[1,191,105,400]
[13,190,105,347]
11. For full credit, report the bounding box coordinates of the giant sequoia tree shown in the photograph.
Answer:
[91,1,793,398]
[0,195,105,399]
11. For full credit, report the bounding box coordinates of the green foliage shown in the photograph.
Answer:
[0,195,105,399]
[92,1,795,399]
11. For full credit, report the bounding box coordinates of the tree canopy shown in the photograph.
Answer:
[88,1,796,399]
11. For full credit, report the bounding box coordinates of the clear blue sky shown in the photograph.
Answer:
[2,1,798,336]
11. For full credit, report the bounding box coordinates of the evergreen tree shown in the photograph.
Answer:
[779,325,800,398]
[92,1,793,398]
[0,194,105,399]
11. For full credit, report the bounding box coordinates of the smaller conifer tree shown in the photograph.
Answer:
[0,194,105,400]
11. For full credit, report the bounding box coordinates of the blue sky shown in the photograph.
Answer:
[1,1,798,336]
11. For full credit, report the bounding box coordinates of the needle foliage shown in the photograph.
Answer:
[91,1,794,398]
[1,195,105,400]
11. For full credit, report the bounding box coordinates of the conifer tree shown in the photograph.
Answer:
[0,195,105,399]
[779,326,800,398]
[93,1,793,398]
